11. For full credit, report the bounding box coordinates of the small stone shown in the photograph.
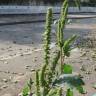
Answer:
[18,73,24,76]
[5,71,10,74]
[19,48,22,50]
[1,48,5,50]
[18,93,22,96]
[25,65,30,67]
[25,67,29,69]
[2,85,8,89]
[26,48,30,51]
[94,68,96,71]
[78,74,84,78]
[82,89,87,94]
[92,52,96,58]
[86,50,90,52]
[31,42,34,44]
[20,53,24,56]
[35,56,37,58]
[4,61,8,64]
[80,52,87,57]
[34,59,37,62]
[92,83,96,89]
[2,79,8,83]
[8,46,12,49]
[30,69,35,72]
[80,65,86,71]
[34,47,37,50]
[13,80,18,84]
[9,54,13,56]
[12,72,17,74]
[9,76,12,80]
[85,71,91,75]
[13,41,16,44]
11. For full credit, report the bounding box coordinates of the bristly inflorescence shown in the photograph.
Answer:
[40,8,53,95]
[22,0,83,96]
[43,8,53,66]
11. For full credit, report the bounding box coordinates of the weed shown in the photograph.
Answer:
[22,0,85,96]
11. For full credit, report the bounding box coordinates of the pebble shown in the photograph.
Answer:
[8,46,12,49]
[78,74,84,78]
[30,69,35,72]
[5,71,10,74]
[25,66,29,69]
[18,93,22,96]
[20,53,24,56]
[80,65,86,71]
[31,42,34,44]
[34,59,37,62]
[25,65,30,67]
[26,48,30,51]
[92,54,96,58]
[4,61,8,64]
[1,48,5,50]
[13,80,18,84]
[35,56,37,58]
[13,41,17,44]
[12,72,17,74]
[1,85,8,89]
[80,52,87,57]
[85,71,91,75]
[92,83,96,89]
[94,68,96,71]
[2,79,8,83]
[18,73,24,76]
[34,47,37,50]
[9,76,12,80]
[19,48,22,50]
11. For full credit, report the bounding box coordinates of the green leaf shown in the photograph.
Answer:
[22,86,29,96]
[63,64,72,74]
[66,89,73,96]
[52,73,85,91]
[63,35,77,57]
[47,88,61,96]
[51,51,60,72]
[27,78,33,90]
[76,86,87,94]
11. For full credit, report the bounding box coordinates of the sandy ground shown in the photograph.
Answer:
[0,15,96,96]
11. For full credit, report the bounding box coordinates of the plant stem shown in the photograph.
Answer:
[60,47,63,74]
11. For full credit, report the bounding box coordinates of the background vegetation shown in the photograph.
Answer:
[0,0,96,6]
